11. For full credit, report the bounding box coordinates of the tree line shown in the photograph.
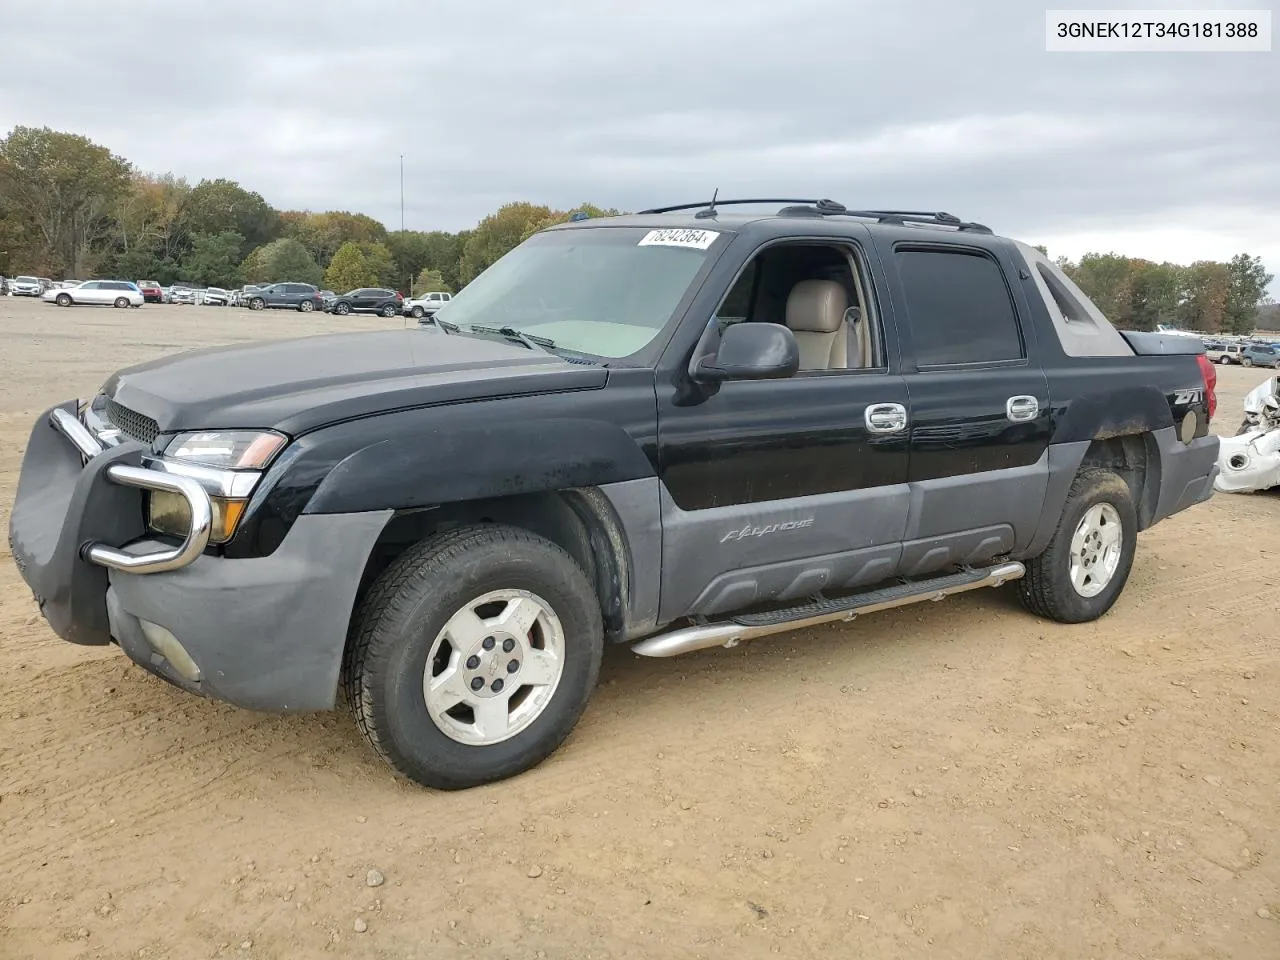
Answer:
[0,126,617,296]
[0,125,1273,330]
[1044,247,1275,335]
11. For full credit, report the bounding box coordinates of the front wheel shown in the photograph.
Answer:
[334,301,351,315]
[249,297,265,310]
[344,524,604,790]
[1018,467,1137,624]
[55,293,72,307]
[411,306,424,319]
[1243,357,1254,367]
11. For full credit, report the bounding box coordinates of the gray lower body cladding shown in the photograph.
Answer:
[106,511,391,711]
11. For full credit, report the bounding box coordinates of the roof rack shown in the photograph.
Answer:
[635,198,993,234]
[636,198,845,215]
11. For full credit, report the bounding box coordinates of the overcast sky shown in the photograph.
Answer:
[3,0,1277,292]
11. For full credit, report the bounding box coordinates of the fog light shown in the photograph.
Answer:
[138,620,201,682]
[148,490,246,544]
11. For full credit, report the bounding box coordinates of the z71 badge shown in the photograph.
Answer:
[1173,388,1204,405]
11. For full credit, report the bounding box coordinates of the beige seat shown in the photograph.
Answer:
[784,279,861,370]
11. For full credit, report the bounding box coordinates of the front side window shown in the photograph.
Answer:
[432,226,721,359]
[896,247,1024,366]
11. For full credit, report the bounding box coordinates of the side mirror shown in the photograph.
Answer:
[693,322,799,382]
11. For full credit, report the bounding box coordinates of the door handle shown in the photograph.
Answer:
[865,402,907,433]
[1006,395,1039,422]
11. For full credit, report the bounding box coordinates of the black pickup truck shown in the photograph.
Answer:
[9,199,1220,790]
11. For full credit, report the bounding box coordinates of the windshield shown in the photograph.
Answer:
[16,276,36,283]
[432,226,721,358]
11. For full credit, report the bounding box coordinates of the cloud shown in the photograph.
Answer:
[2,0,1276,291]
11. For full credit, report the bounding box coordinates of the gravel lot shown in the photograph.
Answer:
[0,295,1276,959]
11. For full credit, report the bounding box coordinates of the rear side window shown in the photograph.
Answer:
[896,247,1024,366]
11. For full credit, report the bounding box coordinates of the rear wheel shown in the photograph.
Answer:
[380,303,398,318]
[1219,355,1231,364]
[1019,467,1137,624]
[299,299,314,312]
[344,525,603,790]
[113,297,129,308]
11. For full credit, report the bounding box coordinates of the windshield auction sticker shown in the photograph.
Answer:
[638,229,720,249]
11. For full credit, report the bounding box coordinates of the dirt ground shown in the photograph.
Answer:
[0,296,1276,960]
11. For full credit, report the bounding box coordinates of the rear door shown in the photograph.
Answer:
[884,239,1052,576]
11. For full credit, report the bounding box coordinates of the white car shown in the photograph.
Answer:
[403,290,452,319]
[170,287,195,304]
[202,287,229,306]
[9,275,42,296]
[43,280,144,308]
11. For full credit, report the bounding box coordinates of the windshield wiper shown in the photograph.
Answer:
[430,315,459,334]
[466,324,557,354]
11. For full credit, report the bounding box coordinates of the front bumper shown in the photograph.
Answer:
[8,400,393,711]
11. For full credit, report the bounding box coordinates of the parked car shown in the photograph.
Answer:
[326,287,404,317]
[1207,342,1244,365]
[137,280,163,304]
[8,200,1221,791]
[244,282,324,312]
[1241,344,1280,368]
[404,291,452,320]
[9,275,42,296]
[42,279,143,308]
[169,287,195,305]
[202,287,229,306]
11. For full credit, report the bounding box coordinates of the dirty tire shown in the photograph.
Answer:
[1019,467,1137,624]
[343,524,604,790]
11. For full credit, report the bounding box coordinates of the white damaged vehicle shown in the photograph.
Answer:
[1215,375,1280,493]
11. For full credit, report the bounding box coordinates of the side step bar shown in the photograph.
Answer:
[630,561,1025,658]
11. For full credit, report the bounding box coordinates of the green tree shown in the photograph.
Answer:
[244,237,323,286]
[359,240,397,288]
[520,203,624,242]
[1176,260,1232,332]
[183,230,245,287]
[457,202,554,284]
[1225,253,1274,334]
[0,125,132,275]
[414,267,450,294]
[180,178,278,258]
[324,241,376,291]
[281,210,386,266]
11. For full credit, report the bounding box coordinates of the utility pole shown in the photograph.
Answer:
[399,155,405,233]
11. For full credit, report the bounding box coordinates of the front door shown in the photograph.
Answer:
[885,241,1052,576]
[654,235,913,623]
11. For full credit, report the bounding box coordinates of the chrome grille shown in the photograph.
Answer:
[104,398,159,445]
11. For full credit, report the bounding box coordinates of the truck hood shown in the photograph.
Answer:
[100,328,607,437]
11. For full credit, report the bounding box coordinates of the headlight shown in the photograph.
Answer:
[148,490,246,545]
[146,430,288,544]
[162,430,286,469]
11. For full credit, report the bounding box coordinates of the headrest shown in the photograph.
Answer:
[785,279,848,334]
